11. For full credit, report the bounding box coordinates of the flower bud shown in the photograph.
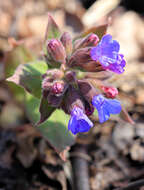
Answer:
[51,81,64,95]
[51,80,67,96]
[74,33,99,50]
[47,39,66,63]
[101,86,118,98]
[42,76,53,99]
[45,80,68,107]
[73,38,82,51]
[65,71,76,83]
[68,48,104,72]
[42,69,64,80]
[60,32,72,56]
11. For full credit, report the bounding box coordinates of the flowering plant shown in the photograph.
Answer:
[7,14,127,154]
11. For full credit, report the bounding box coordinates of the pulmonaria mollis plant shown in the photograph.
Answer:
[7,14,126,136]
[41,16,126,135]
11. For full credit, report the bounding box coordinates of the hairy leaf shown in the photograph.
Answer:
[5,45,35,101]
[25,93,75,152]
[38,96,56,125]
[7,61,48,99]
[43,14,61,55]
[45,14,61,41]
[5,45,35,77]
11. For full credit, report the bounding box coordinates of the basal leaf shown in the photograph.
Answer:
[7,60,48,99]
[5,45,35,78]
[25,93,75,152]
[5,45,36,101]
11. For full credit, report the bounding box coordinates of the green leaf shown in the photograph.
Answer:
[25,93,75,152]
[7,60,48,99]
[5,45,36,102]
[45,14,61,41]
[5,45,36,78]
[43,14,61,55]
[38,96,56,124]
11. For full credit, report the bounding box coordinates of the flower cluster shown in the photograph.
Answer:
[42,16,126,135]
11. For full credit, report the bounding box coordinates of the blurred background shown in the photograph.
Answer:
[0,0,144,190]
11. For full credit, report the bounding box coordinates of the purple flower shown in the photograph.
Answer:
[92,94,121,123]
[90,34,126,74]
[68,107,93,135]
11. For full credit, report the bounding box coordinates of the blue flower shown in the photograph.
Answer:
[92,94,121,123]
[68,107,93,135]
[90,34,126,74]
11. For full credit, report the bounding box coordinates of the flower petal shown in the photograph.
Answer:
[104,99,121,114]
[111,40,120,52]
[90,46,100,61]
[101,34,112,44]
[68,116,78,135]
[77,119,92,133]
[92,94,122,123]
[92,94,105,109]
[78,114,93,127]
[68,107,93,135]
[90,34,125,74]
[97,107,110,123]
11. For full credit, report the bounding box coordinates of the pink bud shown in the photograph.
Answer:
[101,86,118,98]
[74,33,99,50]
[60,32,72,56]
[47,81,67,106]
[47,39,66,63]
[51,81,64,95]
[85,33,99,45]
